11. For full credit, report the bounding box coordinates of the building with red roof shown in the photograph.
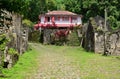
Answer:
[34,10,82,29]
[34,10,82,44]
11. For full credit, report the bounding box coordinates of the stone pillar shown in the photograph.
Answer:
[43,29,53,44]
[94,32,104,54]
[12,13,22,54]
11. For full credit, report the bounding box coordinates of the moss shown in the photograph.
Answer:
[89,17,97,31]
[0,66,3,74]
[0,51,4,75]
[0,34,10,51]
[22,19,33,28]
[8,48,19,55]
[0,34,6,41]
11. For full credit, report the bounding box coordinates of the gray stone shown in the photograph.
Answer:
[0,10,28,68]
[83,16,120,55]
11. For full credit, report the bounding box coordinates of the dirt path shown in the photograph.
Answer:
[28,43,81,79]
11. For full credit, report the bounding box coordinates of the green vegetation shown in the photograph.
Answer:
[1,0,120,29]
[66,30,80,46]
[0,43,120,79]
[46,45,120,79]
[63,0,120,29]
[0,34,10,51]
[28,31,40,42]
[66,49,120,78]
[1,45,40,79]
[0,0,120,78]
[0,34,9,75]
[8,48,18,55]
[22,19,33,28]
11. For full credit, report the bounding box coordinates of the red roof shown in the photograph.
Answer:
[45,10,78,16]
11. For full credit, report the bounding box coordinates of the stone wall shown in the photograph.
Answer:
[0,10,28,68]
[43,29,54,44]
[95,31,120,55]
[83,16,120,55]
[42,28,81,46]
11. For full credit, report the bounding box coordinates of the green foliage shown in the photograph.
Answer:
[1,43,120,78]
[66,30,80,46]
[0,34,9,51]
[117,21,120,28]
[0,0,42,22]
[64,0,81,14]
[0,66,2,72]
[62,0,120,30]
[24,0,43,22]
[2,46,39,79]
[0,0,29,13]
[0,34,10,74]
[89,17,97,30]
[108,16,120,30]
[46,0,57,11]
[1,0,120,27]
[22,19,33,27]
[28,31,40,42]
[8,48,18,55]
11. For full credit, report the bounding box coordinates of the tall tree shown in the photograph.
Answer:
[63,0,120,29]
[46,0,57,11]
[0,0,29,13]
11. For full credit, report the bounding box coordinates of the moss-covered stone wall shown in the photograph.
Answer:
[0,10,28,71]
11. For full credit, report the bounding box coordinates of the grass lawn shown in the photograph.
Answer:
[0,43,120,79]
[44,45,120,79]
[61,46,120,79]
[0,46,40,79]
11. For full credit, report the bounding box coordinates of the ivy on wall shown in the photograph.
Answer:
[0,34,10,51]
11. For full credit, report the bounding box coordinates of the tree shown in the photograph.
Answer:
[0,0,29,13]
[46,0,57,11]
[64,0,81,14]
[63,0,120,29]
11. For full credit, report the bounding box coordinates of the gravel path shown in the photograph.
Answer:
[27,44,81,79]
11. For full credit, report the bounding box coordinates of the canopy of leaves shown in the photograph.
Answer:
[0,0,120,29]
[22,19,33,27]
[63,0,120,29]
[0,0,29,13]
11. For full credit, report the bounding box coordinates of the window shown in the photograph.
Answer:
[62,17,69,21]
[55,16,60,21]
[72,17,77,20]
[47,17,50,22]
[72,17,77,23]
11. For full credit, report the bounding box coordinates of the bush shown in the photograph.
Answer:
[8,48,18,55]
[22,19,33,28]
[66,30,80,46]
[28,31,40,42]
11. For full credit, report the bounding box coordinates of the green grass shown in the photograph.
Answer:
[43,45,120,79]
[1,43,120,79]
[0,46,40,79]
[63,46,120,79]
